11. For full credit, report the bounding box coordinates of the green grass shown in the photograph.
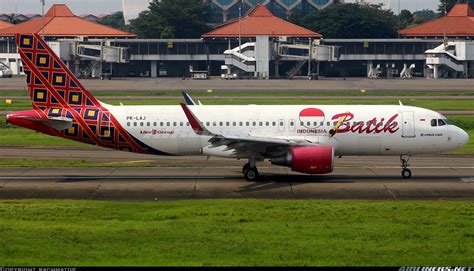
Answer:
[2,90,474,98]
[0,127,85,148]
[0,199,472,266]
[1,99,473,111]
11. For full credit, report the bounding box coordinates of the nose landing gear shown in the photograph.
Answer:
[400,155,412,179]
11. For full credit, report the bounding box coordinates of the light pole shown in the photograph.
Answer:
[238,1,242,53]
[40,0,45,39]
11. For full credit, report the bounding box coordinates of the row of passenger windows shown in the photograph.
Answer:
[126,120,398,127]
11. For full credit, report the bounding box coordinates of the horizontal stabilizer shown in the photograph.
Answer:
[15,116,73,130]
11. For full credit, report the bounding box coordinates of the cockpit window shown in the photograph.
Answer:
[438,119,446,126]
[431,119,437,127]
[443,118,452,125]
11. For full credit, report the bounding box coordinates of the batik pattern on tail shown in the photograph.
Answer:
[16,33,168,155]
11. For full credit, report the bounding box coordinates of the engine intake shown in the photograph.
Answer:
[271,146,334,174]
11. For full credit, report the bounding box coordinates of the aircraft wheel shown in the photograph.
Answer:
[242,163,251,174]
[244,167,259,182]
[402,169,412,179]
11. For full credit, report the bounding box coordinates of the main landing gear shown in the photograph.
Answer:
[242,162,259,181]
[400,155,412,179]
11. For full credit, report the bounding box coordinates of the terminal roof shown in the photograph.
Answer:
[202,5,321,38]
[0,20,13,30]
[400,3,474,37]
[0,4,136,38]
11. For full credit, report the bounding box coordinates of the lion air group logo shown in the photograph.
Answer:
[299,108,325,128]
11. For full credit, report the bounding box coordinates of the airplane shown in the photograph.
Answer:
[5,34,470,181]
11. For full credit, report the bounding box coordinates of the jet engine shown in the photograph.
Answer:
[271,146,334,174]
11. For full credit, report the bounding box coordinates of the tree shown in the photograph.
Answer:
[287,10,303,26]
[399,9,414,29]
[97,12,126,30]
[300,3,397,39]
[438,0,474,15]
[413,9,437,24]
[129,0,211,39]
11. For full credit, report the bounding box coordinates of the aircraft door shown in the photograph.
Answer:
[289,119,296,132]
[401,111,415,138]
[278,119,285,132]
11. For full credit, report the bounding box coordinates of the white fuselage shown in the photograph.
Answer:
[109,104,468,157]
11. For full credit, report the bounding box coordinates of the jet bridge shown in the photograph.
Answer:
[48,40,130,78]
[222,38,339,79]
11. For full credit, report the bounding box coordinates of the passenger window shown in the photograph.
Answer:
[166,122,170,126]
[259,122,263,126]
[307,121,311,126]
[147,122,150,127]
[213,122,216,126]
[300,121,304,126]
[206,122,210,126]
[327,121,330,126]
[252,122,256,126]
[160,122,163,126]
[431,119,437,127]
[246,122,249,126]
[280,121,284,126]
[438,119,446,126]
[186,122,189,126]
[140,122,144,127]
[133,122,137,127]
[226,122,229,126]
[320,121,324,126]
[313,122,317,126]
[180,122,183,126]
[266,122,269,126]
[127,122,130,127]
[233,122,236,126]
[239,122,243,126]
[173,122,177,126]
[290,121,294,126]
[272,122,276,126]
[153,122,157,126]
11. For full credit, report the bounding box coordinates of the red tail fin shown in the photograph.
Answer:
[16,33,100,110]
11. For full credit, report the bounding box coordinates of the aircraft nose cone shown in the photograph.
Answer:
[458,129,469,147]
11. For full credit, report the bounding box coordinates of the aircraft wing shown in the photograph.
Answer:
[180,103,313,156]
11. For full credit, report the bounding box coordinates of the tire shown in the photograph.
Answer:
[242,163,251,174]
[402,169,412,179]
[244,168,259,182]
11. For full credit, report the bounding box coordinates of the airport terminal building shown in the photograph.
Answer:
[1,3,474,79]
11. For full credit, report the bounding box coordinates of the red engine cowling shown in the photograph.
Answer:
[271,146,334,174]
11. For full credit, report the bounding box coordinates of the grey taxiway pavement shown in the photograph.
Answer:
[0,147,472,200]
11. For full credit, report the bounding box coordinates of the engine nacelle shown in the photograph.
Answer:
[271,146,334,174]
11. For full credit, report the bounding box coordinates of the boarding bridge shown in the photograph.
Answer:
[277,42,340,62]
[223,42,256,74]
[425,42,474,79]
[222,39,339,79]
[48,40,130,78]
[75,43,130,63]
